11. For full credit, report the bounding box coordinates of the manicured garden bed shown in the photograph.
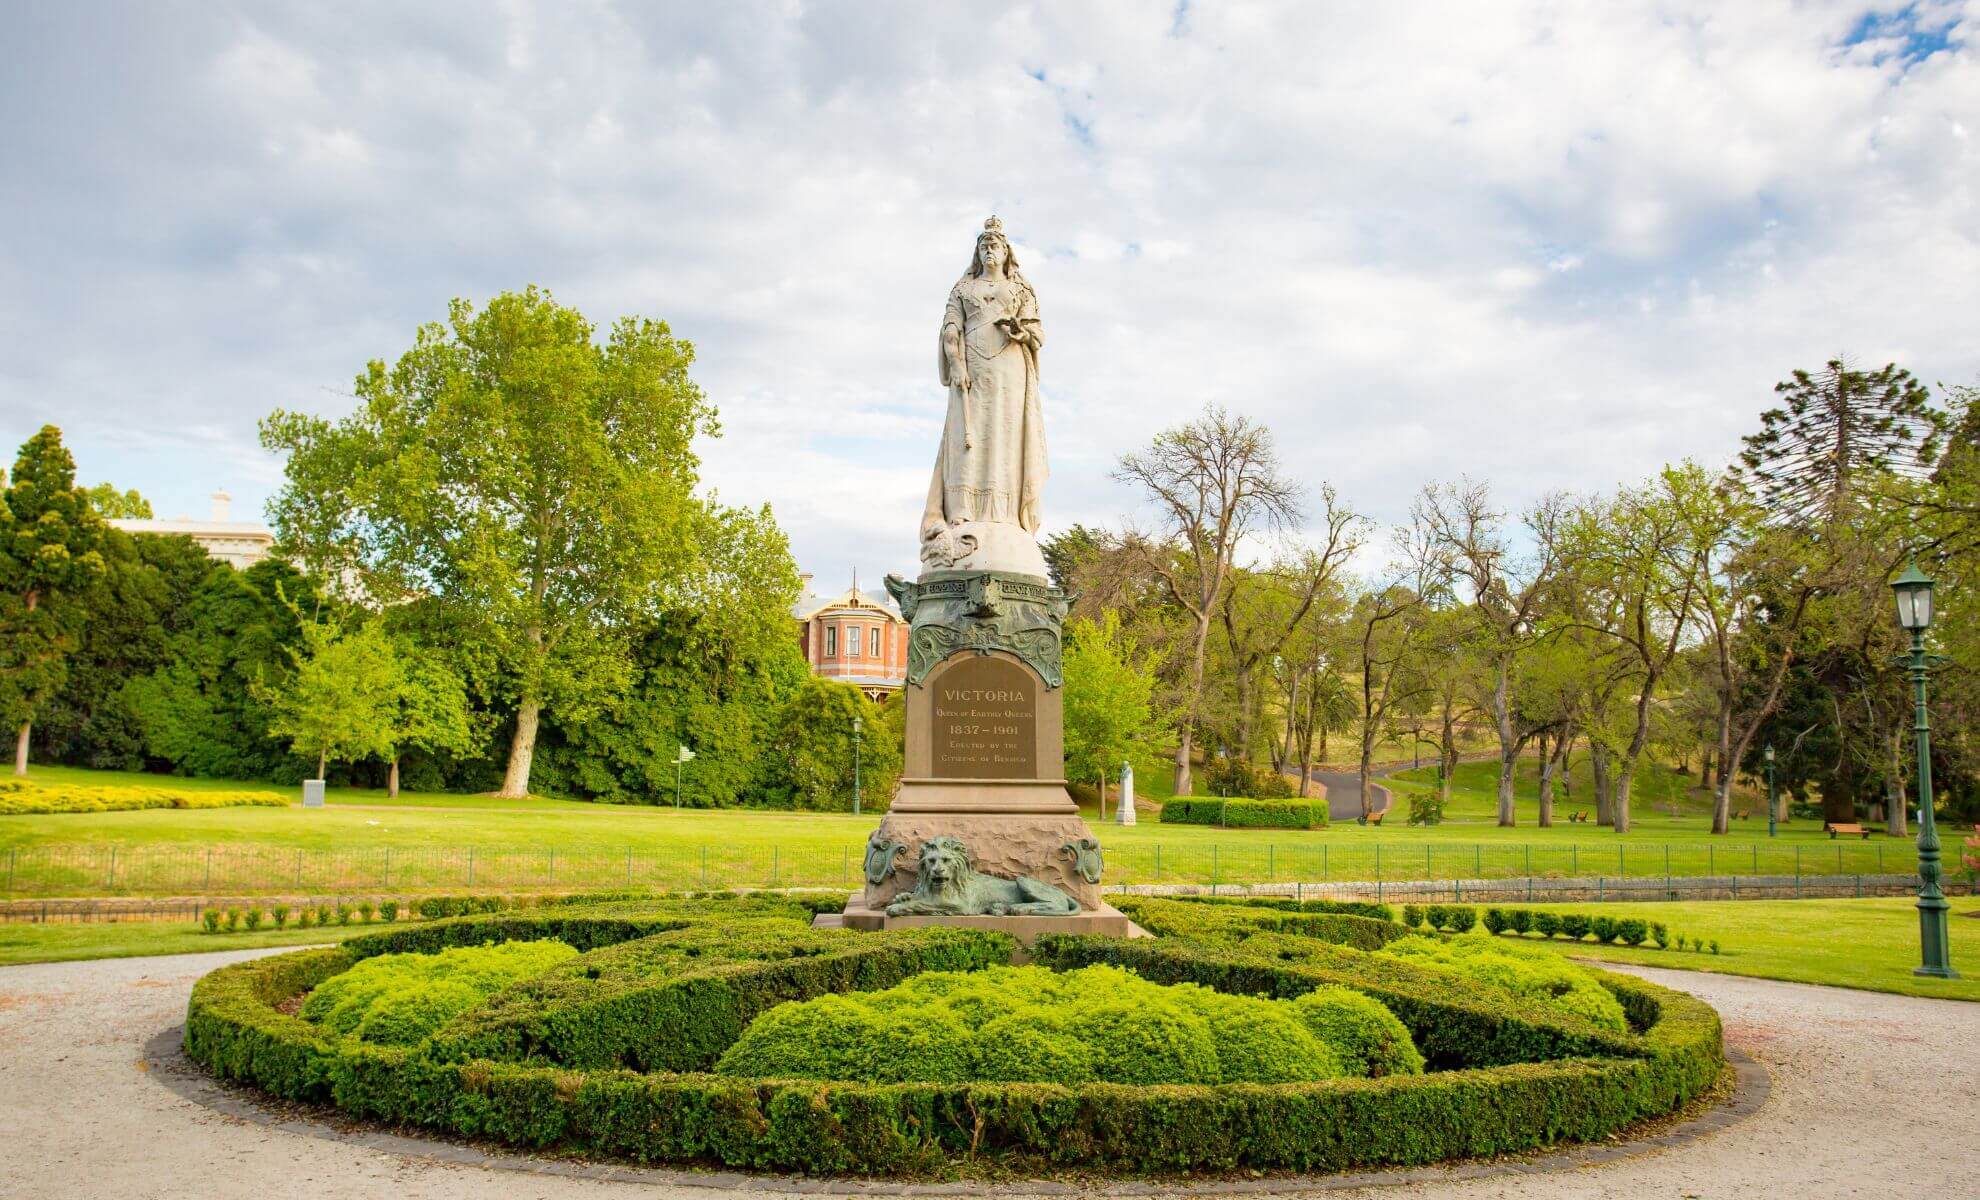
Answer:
[182,890,1724,1177]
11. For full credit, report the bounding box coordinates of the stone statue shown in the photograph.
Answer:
[883,836,1079,917]
[919,216,1050,578]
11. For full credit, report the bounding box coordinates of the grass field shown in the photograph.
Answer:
[0,920,363,967]
[0,762,1958,897]
[1489,896,1980,1002]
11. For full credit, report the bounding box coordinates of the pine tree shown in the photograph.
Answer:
[0,426,106,774]
[1737,358,1944,527]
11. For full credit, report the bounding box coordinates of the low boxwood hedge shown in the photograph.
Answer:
[0,778,288,814]
[184,895,1723,1177]
[1159,796,1327,829]
[1153,894,1395,921]
[1114,897,1410,953]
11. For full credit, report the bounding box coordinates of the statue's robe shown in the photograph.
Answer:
[922,273,1046,537]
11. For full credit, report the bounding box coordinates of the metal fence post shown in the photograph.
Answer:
[107,847,117,890]
[383,848,392,889]
[1268,844,1275,881]
[5,848,13,894]
[1474,844,1481,879]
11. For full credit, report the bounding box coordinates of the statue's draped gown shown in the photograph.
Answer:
[923,272,1047,538]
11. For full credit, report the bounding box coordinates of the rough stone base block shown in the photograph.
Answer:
[863,810,1102,909]
[826,895,1148,945]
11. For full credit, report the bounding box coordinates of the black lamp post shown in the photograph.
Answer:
[1764,745,1777,838]
[1891,562,1958,979]
[852,714,864,816]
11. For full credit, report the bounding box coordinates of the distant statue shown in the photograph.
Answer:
[885,836,1078,917]
[919,217,1050,576]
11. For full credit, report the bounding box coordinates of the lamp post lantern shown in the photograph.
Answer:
[852,714,864,816]
[1891,562,1958,979]
[673,744,694,810]
[1764,745,1777,839]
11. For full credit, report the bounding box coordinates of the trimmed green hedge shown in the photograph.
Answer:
[184,896,1723,1177]
[1115,897,1410,953]
[1154,894,1395,921]
[0,778,288,814]
[1158,796,1327,829]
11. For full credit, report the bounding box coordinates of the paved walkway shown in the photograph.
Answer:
[1,948,1974,1197]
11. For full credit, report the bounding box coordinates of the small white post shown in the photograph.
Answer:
[302,780,325,809]
[1117,760,1136,826]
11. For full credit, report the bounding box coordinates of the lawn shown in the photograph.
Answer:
[1486,896,1980,1002]
[0,919,364,967]
[0,762,1955,897]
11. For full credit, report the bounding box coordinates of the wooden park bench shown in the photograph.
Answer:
[1734,809,1750,820]
[1825,822,1874,840]
[1568,810,1589,823]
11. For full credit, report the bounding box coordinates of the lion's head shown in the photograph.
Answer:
[915,836,971,895]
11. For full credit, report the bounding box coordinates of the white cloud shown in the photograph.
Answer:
[0,1,1976,592]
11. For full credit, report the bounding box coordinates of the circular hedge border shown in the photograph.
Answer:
[183,901,1725,1176]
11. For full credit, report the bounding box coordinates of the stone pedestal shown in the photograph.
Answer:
[843,569,1121,924]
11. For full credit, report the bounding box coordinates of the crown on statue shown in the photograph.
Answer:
[981,215,1004,238]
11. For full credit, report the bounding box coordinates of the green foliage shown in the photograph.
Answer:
[1402,903,1423,928]
[1405,790,1446,825]
[1532,911,1561,938]
[84,483,152,519]
[1617,918,1649,946]
[1509,908,1534,935]
[1062,610,1171,787]
[183,896,1723,1176]
[1114,897,1409,952]
[224,909,240,932]
[1150,894,1395,921]
[273,905,290,930]
[717,964,1350,1086]
[262,287,722,798]
[0,778,285,814]
[379,900,399,923]
[261,619,402,776]
[1592,916,1620,944]
[244,910,263,931]
[759,676,900,811]
[202,909,221,934]
[1289,985,1426,1077]
[1199,755,1295,799]
[1482,907,1509,935]
[1651,922,1669,949]
[1158,795,1324,828]
[1560,913,1591,940]
[301,940,577,1046]
[1,426,107,759]
[1378,935,1629,1032]
[1424,904,1477,933]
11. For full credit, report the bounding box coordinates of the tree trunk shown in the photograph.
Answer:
[1612,760,1634,834]
[316,748,327,780]
[1438,700,1456,808]
[388,757,401,799]
[1710,695,1734,834]
[1174,611,1212,797]
[1591,743,1613,825]
[1296,677,1317,798]
[500,694,543,799]
[1493,659,1516,827]
[1540,730,1570,827]
[13,721,29,777]
[1888,729,1908,838]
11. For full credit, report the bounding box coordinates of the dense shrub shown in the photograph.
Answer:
[1158,796,1325,828]
[183,894,1724,1177]
[1651,922,1669,949]
[1402,904,1424,928]
[0,778,288,814]
[1508,909,1534,936]
[1378,936,1628,1032]
[202,909,221,934]
[1591,916,1620,944]
[301,941,578,1046]
[272,905,290,930]
[1198,756,1295,800]
[1289,985,1425,1077]
[1482,907,1509,935]
[1113,897,1409,952]
[1617,919,1648,946]
[1424,904,1478,932]
[1532,911,1561,938]
[1161,894,1396,922]
[416,895,511,920]
[715,964,1361,1086]
[1560,913,1592,940]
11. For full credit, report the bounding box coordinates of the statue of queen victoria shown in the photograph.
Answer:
[919,216,1050,578]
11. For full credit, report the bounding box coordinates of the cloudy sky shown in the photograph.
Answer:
[2,1,1976,588]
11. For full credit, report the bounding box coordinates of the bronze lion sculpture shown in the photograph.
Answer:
[884,835,1080,917]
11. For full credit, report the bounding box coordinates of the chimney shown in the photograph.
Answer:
[211,490,233,522]
[799,572,813,595]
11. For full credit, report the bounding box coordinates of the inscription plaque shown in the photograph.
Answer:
[930,655,1037,779]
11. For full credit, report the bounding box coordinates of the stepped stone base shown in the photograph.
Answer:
[824,894,1148,945]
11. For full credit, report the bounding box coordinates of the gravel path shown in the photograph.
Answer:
[1,948,1973,1198]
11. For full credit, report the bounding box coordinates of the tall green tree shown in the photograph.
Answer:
[261,620,401,780]
[1062,610,1171,791]
[262,287,717,797]
[84,483,152,519]
[0,426,106,775]
[382,644,475,797]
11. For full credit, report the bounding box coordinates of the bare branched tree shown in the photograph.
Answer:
[1115,405,1301,796]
